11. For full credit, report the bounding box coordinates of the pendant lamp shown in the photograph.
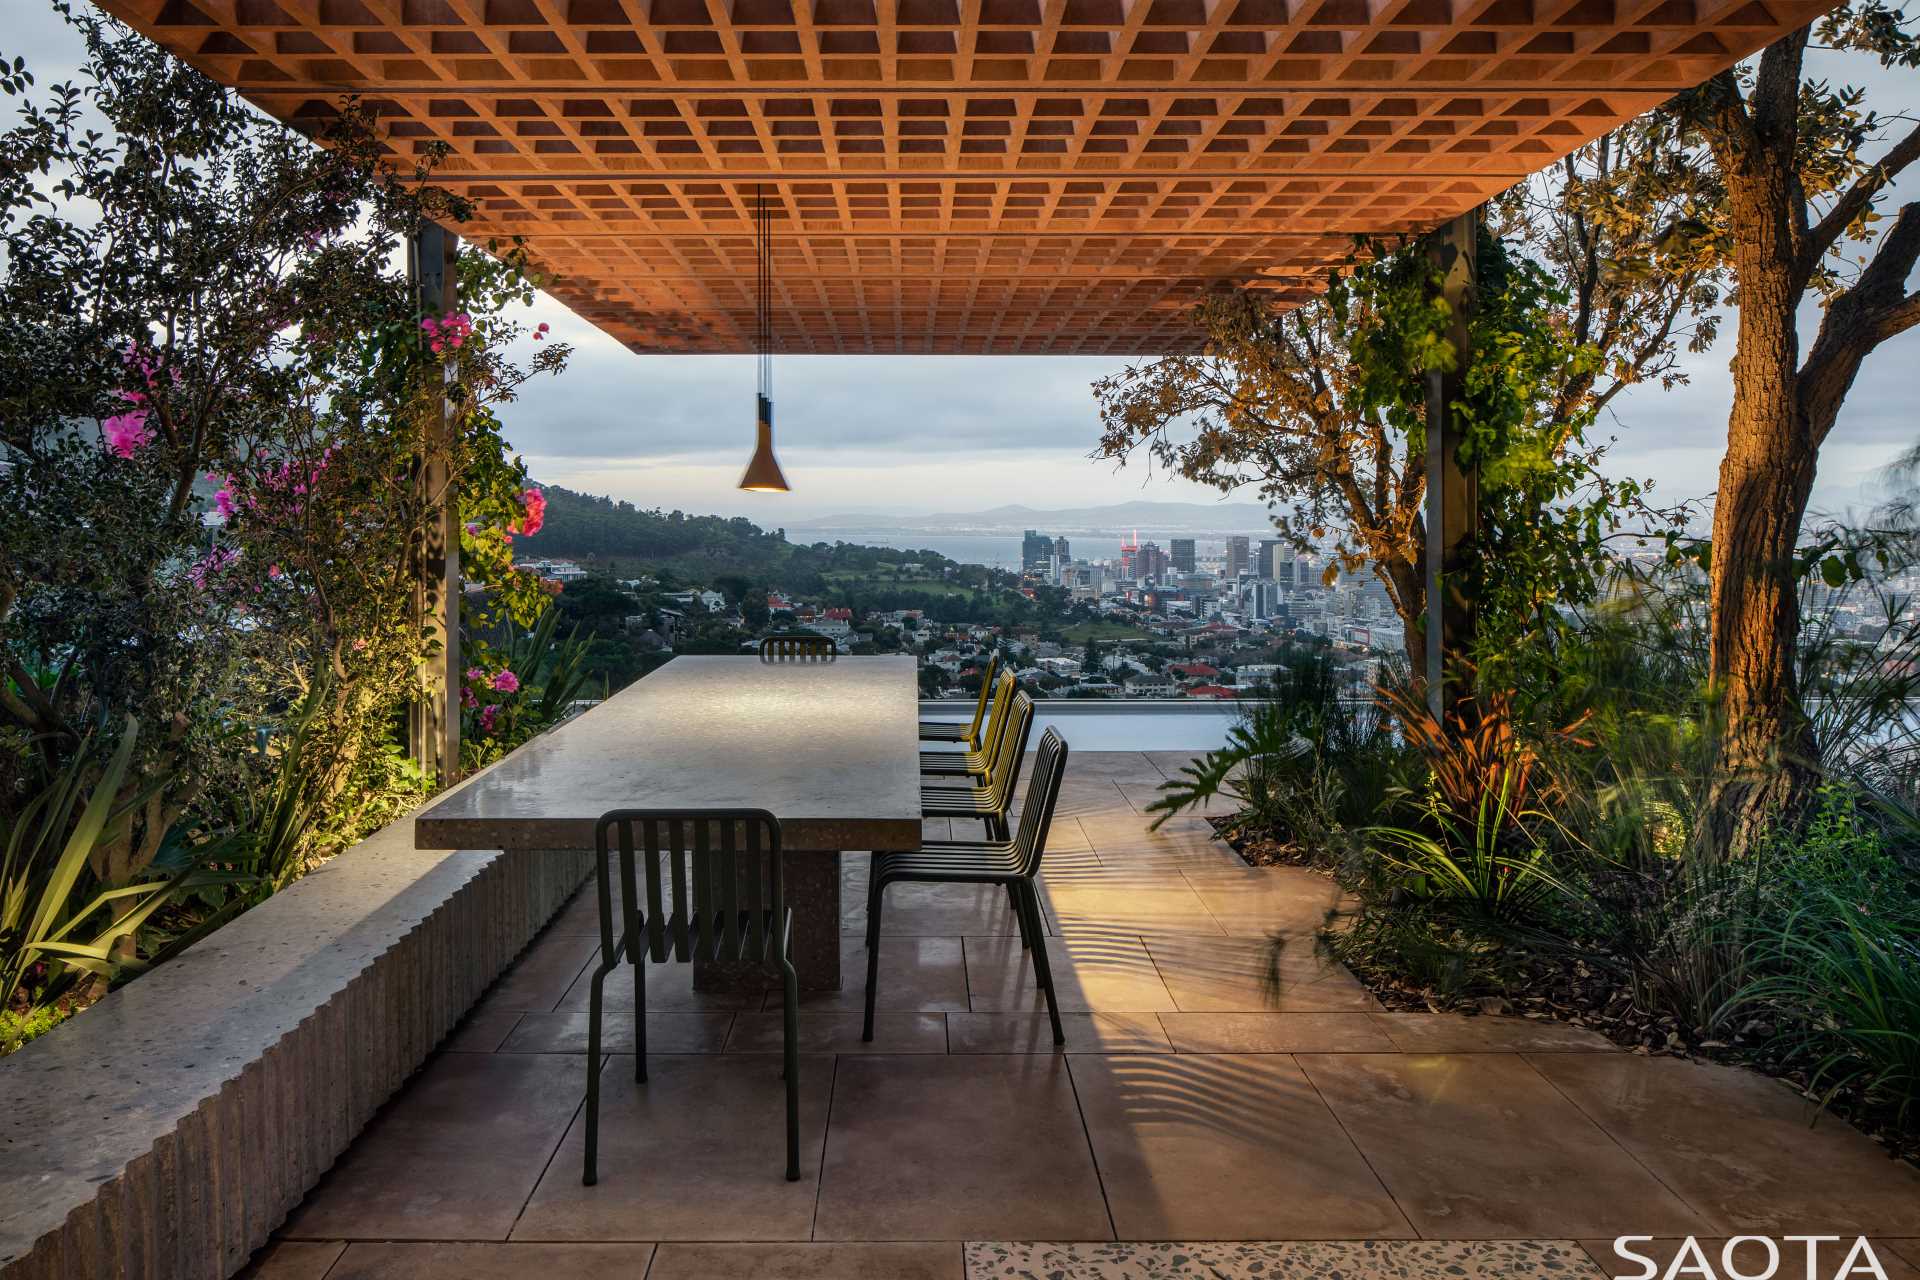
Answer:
[738,183,790,493]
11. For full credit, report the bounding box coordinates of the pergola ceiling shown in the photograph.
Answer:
[102,0,1824,353]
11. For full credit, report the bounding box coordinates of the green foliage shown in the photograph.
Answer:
[0,1002,67,1056]
[0,5,572,1047]
[1149,645,1410,851]
[461,603,597,771]
[1737,890,1920,1127]
[2,718,181,1015]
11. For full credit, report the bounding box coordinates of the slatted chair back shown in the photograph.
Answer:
[760,633,835,661]
[594,809,787,966]
[980,689,1036,811]
[1013,728,1070,876]
[966,672,1017,780]
[959,654,999,740]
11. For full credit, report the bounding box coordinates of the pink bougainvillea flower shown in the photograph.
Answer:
[466,666,486,683]
[479,704,500,734]
[188,545,240,590]
[212,477,238,519]
[491,669,521,694]
[462,686,478,709]
[511,486,546,538]
[102,409,155,458]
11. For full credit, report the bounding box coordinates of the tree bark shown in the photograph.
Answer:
[1700,54,1821,859]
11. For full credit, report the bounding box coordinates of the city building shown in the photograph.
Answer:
[1225,535,1250,581]
[1021,529,1054,574]
[1170,538,1196,574]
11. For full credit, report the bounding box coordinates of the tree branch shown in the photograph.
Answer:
[1803,118,1920,275]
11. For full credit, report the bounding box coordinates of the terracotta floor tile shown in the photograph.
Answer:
[440,1004,525,1053]
[814,1055,1111,1241]
[1158,1012,1396,1053]
[792,935,971,1012]
[843,872,1021,937]
[282,1053,586,1241]
[1297,1052,1707,1239]
[1116,785,1239,818]
[473,931,600,1015]
[1178,866,1349,936]
[947,1011,1172,1053]
[1144,935,1377,1013]
[325,1243,656,1279]
[1577,1237,1920,1280]
[1533,1053,1920,1235]
[1042,883,1227,938]
[647,1242,962,1279]
[235,1241,344,1280]
[500,1010,734,1054]
[514,1054,833,1241]
[554,955,761,1013]
[1141,752,1208,779]
[725,1010,948,1053]
[1068,1053,1413,1241]
[1372,1013,1617,1053]
[965,932,1179,1013]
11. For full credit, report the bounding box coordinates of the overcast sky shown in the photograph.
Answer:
[12,6,1917,525]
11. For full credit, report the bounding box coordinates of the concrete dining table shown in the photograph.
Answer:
[413,654,925,990]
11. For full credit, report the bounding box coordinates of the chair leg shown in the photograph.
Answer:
[781,955,802,1182]
[618,844,646,1084]
[632,954,648,1084]
[582,958,613,1185]
[864,855,884,951]
[862,876,886,1042]
[1005,881,1027,948]
[1017,880,1065,1046]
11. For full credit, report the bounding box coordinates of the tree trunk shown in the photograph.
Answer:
[1384,559,1427,696]
[1701,130,1820,859]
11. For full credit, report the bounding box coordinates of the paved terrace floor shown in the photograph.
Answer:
[244,752,1920,1280]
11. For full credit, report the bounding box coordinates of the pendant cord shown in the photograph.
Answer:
[754,182,771,406]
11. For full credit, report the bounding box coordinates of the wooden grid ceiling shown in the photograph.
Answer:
[102,0,1825,353]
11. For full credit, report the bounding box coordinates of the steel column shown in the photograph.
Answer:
[1423,211,1478,721]
[408,224,461,783]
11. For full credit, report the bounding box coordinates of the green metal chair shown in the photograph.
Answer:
[581,808,800,1186]
[760,632,835,660]
[920,668,1014,779]
[868,728,1071,1044]
[919,653,998,747]
[921,686,1034,842]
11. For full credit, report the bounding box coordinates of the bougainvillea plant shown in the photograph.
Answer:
[0,3,572,968]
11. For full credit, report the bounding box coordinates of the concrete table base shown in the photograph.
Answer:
[693,851,843,993]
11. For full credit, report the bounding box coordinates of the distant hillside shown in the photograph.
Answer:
[517,485,789,572]
[789,499,1278,534]
[514,485,971,590]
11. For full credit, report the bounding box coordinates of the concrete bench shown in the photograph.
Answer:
[0,817,592,1280]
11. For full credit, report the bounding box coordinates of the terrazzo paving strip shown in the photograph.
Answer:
[964,1239,1604,1279]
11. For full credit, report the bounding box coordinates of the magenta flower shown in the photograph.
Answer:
[490,669,520,694]
[466,665,487,683]
[479,704,500,734]
[188,546,239,590]
[102,409,155,458]
[513,487,546,538]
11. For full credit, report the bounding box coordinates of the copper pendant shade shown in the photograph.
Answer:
[738,185,789,494]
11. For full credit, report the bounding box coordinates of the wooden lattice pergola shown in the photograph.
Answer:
[104,0,1821,355]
